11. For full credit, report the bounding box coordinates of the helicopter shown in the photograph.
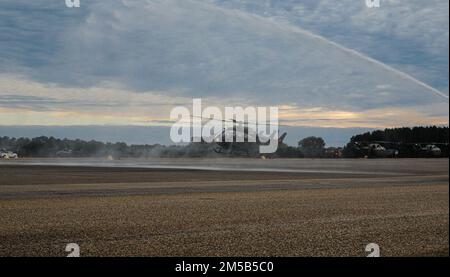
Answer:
[0,148,18,159]
[192,116,287,157]
[353,141,448,158]
[353,142,399,158]
[415,144,444,157]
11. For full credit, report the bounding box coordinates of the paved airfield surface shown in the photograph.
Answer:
[0,158,448,256]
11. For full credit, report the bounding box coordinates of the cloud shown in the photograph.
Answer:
[206,0,449,92]
[0,74,447,128]
[0,74,193,125]
[0,0,448,128]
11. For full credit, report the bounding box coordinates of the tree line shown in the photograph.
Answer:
[342,126,449,158]
[0,126,448,158]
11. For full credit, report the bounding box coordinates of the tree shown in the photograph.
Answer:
[298,136,326,158]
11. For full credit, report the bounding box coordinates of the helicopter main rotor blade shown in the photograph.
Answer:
[190,115,287,126]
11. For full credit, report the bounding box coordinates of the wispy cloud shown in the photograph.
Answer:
[206,0,449,92]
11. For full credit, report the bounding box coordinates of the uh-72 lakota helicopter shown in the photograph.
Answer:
[192,116,287,157]
[353,140,447,158]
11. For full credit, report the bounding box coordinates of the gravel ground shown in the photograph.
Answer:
[0,159,448,257]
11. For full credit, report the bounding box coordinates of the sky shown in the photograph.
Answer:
[0,0,448,145]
